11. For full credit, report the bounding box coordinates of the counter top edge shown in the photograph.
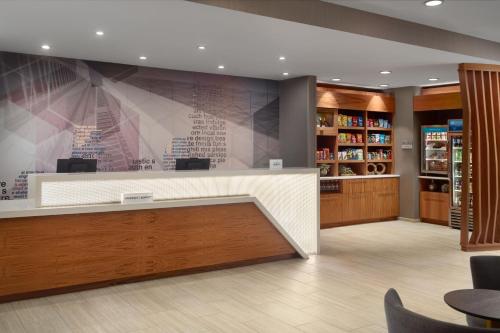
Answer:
[320,174,400,180]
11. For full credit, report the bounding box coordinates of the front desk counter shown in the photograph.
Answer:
[320,175,400,228]
[0,168,319,302]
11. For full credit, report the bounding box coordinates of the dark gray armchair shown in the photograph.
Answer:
[384,288,500,333]
[468,256,500,327]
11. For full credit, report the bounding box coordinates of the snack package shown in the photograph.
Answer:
[357,134,363,143]
[357,149,364,160]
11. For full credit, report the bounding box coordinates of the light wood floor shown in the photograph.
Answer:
[1,220,498,333]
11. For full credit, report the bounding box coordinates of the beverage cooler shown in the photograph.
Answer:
[421,126,448,175]
[448,119,473,230]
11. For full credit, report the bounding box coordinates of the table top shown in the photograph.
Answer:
[444,289,500,321]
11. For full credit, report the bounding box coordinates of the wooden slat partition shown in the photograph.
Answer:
[459,63,500,251]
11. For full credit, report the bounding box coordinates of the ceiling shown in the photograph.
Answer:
[324,0,500,43]
[0,0,497,88]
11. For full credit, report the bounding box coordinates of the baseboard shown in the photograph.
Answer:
[420,218,449,226]
[398,217,421,223]
[320,217,397,229]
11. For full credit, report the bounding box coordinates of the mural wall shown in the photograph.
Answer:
[0,52,279,200]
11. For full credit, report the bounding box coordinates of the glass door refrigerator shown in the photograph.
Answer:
[421,126,449,175]
[448,119,473,230]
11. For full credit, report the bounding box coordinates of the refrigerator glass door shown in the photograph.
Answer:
[422,126,448,175]
[451,135,463,207]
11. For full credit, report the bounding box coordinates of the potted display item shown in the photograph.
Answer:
[319,164,331,177]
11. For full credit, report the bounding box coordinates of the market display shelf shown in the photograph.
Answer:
[338,160,365,163]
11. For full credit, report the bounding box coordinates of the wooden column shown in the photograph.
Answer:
[459,63,500,251]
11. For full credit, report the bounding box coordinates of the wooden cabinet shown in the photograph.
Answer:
[320,193,343,225]
[419,191,449,225]
[413,92,462,112]
[320,177,400,228]
[317,86,395,112]
[316,84,396,177]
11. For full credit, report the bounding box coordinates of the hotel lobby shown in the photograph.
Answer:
[1,1,500,332]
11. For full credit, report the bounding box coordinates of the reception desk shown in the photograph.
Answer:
[0,168,319,301]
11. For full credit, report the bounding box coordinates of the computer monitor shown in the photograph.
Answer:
[57,158,97,173]
[175,158,210,171]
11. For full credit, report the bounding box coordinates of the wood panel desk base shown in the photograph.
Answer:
[0,203,298,302]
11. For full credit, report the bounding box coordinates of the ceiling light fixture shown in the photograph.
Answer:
[282,72,289,76]
[197,45,206,50]
[139,56,147,60]
[331,78,341,82]
[379,84,389,88]
[380,70,392,75]
[425,0,443,7]
[218,65,225,69]
[41,44,50,50]
[279,56,286,61]
[96,31,104,36]
[428,77,439,81]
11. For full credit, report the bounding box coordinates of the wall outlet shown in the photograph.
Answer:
[401,142,413,150]
[269,159,283,170]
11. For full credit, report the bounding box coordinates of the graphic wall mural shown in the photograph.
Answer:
[0,52,280,200]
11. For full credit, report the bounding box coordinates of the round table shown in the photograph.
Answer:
[444,289,500,328]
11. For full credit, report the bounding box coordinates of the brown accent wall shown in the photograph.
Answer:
[279,76,317,167]
[393,87,421,219]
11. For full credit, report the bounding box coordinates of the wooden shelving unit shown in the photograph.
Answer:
[316,84,395,177]
[367,127,393,132]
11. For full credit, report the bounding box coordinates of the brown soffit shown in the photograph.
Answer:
[189,0,500,62]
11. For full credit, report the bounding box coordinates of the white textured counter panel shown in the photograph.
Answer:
[3,168,320,256]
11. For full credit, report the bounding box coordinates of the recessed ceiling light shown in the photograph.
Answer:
[279,56,286,61]
[331,78,341,82]
[282,72,289,76]
[41,44,50,50]
[379,84,389,88]
[139,56,147,60]
[197,45,206,50]
[380,70,392,75]
[95,31,104,36]
[425,0,443,7]
[218,65,225,69]
[428,77,439,81]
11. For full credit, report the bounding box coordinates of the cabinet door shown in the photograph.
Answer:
[344,192,371,222]
[320,193,343,227]
[420,191,449,222]
[371,179,399,219]
[344,179,365,194]
[371,192,399,220]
